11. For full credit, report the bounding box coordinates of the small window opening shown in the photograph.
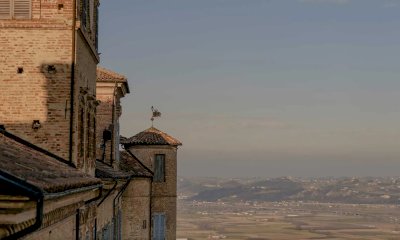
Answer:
[142,220,147,229]
[58,4,64,10]
[47,65,56,74]
[17,67,23,74]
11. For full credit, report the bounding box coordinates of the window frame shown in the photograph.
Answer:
[154,154,166,182]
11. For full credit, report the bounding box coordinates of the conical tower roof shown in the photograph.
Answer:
[122,127,182,147]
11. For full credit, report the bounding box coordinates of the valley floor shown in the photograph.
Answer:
[177,200,400,240]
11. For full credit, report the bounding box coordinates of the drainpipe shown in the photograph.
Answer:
[69,0,77,166]
[75,208,80,240]
[97,180,118,207]
[112,177,131,239]
[0,171,44,240]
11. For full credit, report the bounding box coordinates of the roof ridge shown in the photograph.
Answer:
[97,66,127,80]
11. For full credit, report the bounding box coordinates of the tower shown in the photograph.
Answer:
[96,67,130,168]
[123,127,182,240]
[0,0,100,175]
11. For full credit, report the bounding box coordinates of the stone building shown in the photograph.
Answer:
[0,0,103,239]
[0,0,182,239]
[122,127,182,240]
[0,0,100,175]
[0,127,101,240]
[96,67,130,169]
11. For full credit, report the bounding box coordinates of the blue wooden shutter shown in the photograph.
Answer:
[153,214,165,240]
[154,154,165,182]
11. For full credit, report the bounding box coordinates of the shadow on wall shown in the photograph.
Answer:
[0,63,73,160]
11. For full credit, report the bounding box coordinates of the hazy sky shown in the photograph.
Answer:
[99,0,400,177]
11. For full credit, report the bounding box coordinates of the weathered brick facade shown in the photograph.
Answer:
[0,0,99,175]
[125,130,182,240]
[122,178,152,240]
[1,1,182,239]
[96,67,129,168]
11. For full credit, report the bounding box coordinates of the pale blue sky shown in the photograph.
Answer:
[99,0,400,177]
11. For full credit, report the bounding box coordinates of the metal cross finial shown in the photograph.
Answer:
[151,106,161,127]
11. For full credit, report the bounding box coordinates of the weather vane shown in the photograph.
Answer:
[151,106,161,127]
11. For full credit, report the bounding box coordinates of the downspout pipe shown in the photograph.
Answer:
[69,0,77,166]
[0,171,44,240]
[97,179,118,207]
[112,177,132,238]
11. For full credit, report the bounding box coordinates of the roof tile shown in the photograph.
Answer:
[122,127,182,146]
[119,150,153,177]
[0,131,101,194]
[97,67,127,83]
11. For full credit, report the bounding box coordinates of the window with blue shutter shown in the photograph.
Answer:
[152,213,166,240]
[154,154,165,182]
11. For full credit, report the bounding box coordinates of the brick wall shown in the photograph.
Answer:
[73,32,98,175]
[128,145,178,240]
[122,178,151,240]
[0,27,73,160]
[96,82,126,168]
[0,0,99,175]
[24,214,76,240]
[95,84,114,165]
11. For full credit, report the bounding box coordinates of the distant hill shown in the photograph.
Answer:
[178,177,400,204]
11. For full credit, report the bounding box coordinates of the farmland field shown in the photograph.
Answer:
[177,200,400,240]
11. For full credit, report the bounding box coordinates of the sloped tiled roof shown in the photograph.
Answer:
[122,127,182,147]
[97,67,127,83]
[95,160,132,179]
[119,150,153,177]
[0,130,101,194]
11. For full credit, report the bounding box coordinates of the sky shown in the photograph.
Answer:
[99,0,400,178]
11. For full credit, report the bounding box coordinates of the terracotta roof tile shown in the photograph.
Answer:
[97,67,127,83]
[95,160,131,179]
[119,150,153,177]
[0,131,101,194]
[122,127,182,146]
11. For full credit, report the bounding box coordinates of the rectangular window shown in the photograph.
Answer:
[154,154,165,182]
[0,0,31,19]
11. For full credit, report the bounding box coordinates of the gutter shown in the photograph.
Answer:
[44,184,102,200]
[0,171,44,240]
